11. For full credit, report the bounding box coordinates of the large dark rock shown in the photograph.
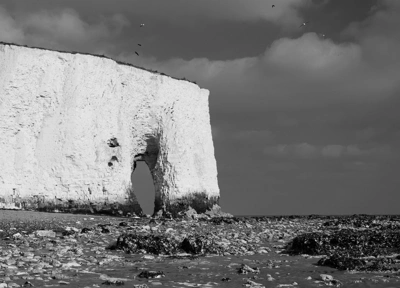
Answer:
[180,234,224,255]
[113,234,180,255]
[286,227,400,271]
[317,255,366,271]
[286,229,400,258]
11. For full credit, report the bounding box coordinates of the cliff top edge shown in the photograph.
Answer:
[0,41,198,86]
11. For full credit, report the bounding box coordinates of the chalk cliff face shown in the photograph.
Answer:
[0,43,220,216]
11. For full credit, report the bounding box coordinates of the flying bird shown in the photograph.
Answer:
[140,23,145,27]
[272,4,275,7]
[135,51,139,56]
[137,44,142,46]
[299,21,310,28]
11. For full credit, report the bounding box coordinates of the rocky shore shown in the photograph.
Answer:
[285,215,400,272]
[0,210,399,287]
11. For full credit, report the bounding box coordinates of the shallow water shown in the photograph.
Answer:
[96,254,400,288]
[26,243,400,288]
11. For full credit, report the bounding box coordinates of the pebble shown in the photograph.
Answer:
[35,230,56,238]
[320,274,334,281]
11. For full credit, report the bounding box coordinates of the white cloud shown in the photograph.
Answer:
[268,34,357,70]
[115,0,400,112]
[341,0,400,67]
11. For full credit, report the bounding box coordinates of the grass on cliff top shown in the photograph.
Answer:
[0,41,198,85]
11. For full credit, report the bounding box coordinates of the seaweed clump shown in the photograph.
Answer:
[113,234,180,255]
[180,234,224,255]
[286,229,400,271]
[113,232,227,256]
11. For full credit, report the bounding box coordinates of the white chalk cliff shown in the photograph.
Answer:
[0,43,220,215]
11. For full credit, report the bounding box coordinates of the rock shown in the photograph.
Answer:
[320,274,333,281]
[137,271,165,279]
[317,255,366,271]
[65,227,79,233]
[205,204,233,218]
[154,210,164,219]
[237,264,260,274]
[101,280,124,286]
[142,255,155,260]
[319,274,343,287]
[61,261,81,269]
[81,228,92,233]
[286,228,400,271]
[114,234,180,255]
[180,234,224,255]
[130,213,141,219]
[12,233,23,239]
[0,42,219,216]
[101,228,110,234]
[61,230,75,237]
[35,230,56,238]
[244,279,265,287]
[179,206,198,220]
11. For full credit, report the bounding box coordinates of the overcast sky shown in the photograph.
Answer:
[1,0,399,215]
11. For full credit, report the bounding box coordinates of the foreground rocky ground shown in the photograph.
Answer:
[286,215,400,272]
[0,210,399,287]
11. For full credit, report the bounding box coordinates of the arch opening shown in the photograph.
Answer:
[131,160,155,216]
